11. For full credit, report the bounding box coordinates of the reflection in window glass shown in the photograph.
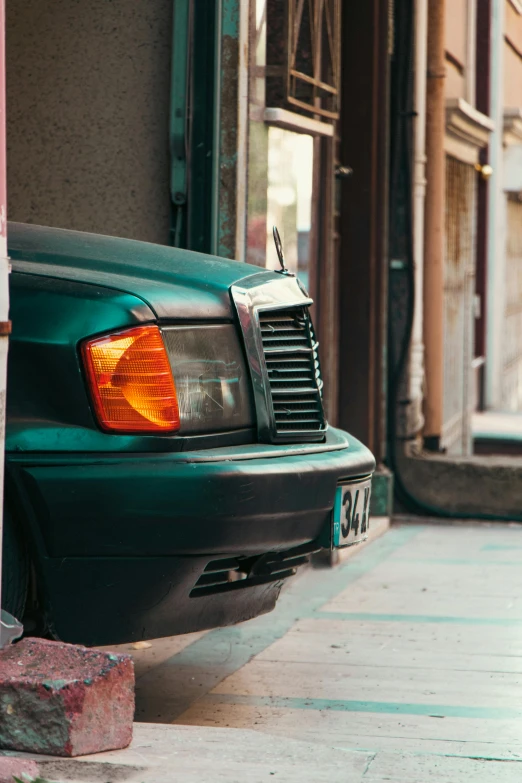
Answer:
[246,122,269,268]
[265,128,314,290]
[253,0,266,106]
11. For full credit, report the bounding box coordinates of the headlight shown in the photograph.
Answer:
[161,325,254,434]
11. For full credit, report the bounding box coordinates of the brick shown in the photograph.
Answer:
[0,638,134,757]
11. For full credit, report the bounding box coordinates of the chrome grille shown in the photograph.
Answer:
[259,307,326,436]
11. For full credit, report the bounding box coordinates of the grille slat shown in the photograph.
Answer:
[190,543,320,598]
[274,402,319,407]
[261,324,307,334]
[259,307,326,437]
[267,363,311,370]
[270,375,315,383]
[270,386,320,395]
[262,339,309,348]
[264,349,310,356]
[274,410,319,417]
[270,375,315,382]
[275,419,320,425]
[196,572,233,587]
[203,558,239,573]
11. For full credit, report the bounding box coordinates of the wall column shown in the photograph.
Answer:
[422,0,446,450]
[338,0,390,463]
[485,0,506,409]
[408,0,429,438]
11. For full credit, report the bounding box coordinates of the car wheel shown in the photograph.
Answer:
[1,507,28,619]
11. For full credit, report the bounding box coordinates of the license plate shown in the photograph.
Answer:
[332,478,372,547]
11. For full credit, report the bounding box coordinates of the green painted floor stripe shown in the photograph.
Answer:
[312,611,522,626]
[482,544,522,552]
[205,692,522,721]
[137,526,422,719]
[395,557,522,566]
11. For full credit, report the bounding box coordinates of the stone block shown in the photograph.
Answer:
[0,638,134,757]
[0,756,40,783]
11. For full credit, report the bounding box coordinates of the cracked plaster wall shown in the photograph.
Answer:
[6,0,172,244]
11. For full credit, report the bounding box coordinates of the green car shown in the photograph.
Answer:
[4,222,375,646]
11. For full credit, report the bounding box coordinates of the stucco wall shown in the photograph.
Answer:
[504,1,522,109]
[445,0,468,100]
[6,0,172,244]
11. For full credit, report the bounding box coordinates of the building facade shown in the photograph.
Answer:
[9,0,522,517]
[5,0,393,511]
[393,0,522,456]
[487,0,522,414]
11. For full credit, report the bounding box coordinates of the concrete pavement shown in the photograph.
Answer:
[5,521,522,780]
[140,522,522,778]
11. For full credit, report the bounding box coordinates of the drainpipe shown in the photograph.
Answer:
[408,0,428,437]
[234,0,249,262]
[210,0,223,257]
[485,0,505,409]
[422,0,446,450]
[170,0,190,248]
[0,0,11,642]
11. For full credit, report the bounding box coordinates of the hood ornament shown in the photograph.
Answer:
[272,225,310,298]
[272,226,295,277]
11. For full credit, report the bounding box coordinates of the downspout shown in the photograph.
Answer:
[210,0,223,257]
[422,0,446,450]
[235,0,249,262]
[408,0,428,437]
[170,0,191,249]
[485,0,505,408]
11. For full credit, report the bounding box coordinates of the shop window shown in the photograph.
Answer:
[266,0,340,120]
[266,128,314,287]
[246,0,342,421]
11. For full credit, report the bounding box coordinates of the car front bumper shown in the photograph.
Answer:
[8,427,375,645]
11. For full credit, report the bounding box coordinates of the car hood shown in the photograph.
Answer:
[8,222,281,320]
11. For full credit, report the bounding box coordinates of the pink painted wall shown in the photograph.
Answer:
[0,0,6,257]
[445,0,468,100]
[504,0,522,109]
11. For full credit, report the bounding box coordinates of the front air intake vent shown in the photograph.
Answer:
[259,307,326,437]
[190,542,320,598]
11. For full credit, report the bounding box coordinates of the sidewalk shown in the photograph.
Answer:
[173,524,522,764]
[6,522,522,781]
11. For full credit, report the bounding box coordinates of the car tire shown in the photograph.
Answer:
[1,507,28,619]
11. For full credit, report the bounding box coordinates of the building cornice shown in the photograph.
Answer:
[264,108,334,137]
[445,98,494,164]
[503,108,522,146]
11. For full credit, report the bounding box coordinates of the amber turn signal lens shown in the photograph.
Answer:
[82,325,180,433]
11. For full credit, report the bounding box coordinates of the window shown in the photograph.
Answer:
[266,128,314,288]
